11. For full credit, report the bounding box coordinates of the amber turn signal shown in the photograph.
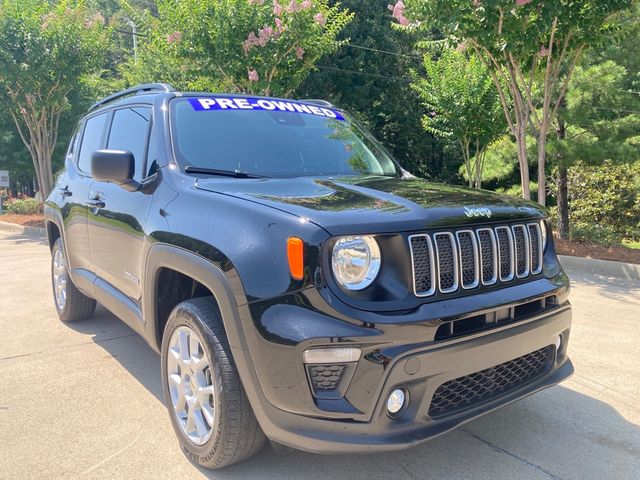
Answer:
[287,237,304,280]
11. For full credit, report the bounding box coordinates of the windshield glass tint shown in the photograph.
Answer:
[170,97,398,177]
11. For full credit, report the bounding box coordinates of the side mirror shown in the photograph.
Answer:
[91,149,141,192]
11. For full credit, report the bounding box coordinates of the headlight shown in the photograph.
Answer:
[540,220,548,250]
[331,235,381,290]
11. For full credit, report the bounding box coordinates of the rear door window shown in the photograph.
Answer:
[107,106,152,181]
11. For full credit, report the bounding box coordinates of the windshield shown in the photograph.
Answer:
[170,96,399,178]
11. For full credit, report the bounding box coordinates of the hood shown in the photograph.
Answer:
[195,175,546,235]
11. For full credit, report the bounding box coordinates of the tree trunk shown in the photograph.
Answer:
[474,143,482,189]
[557,165,569,239]
[537,130,547,207]
[516,125,530,199]
[556,115,569,239]
[10,107,56,200]
[461,138,473,188]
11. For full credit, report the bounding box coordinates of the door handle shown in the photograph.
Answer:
[58,186,72,197]
[88,191,105,209]
[87,199,105,209]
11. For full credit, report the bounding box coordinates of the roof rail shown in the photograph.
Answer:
[301,98,335,108]
[89,83,175,112]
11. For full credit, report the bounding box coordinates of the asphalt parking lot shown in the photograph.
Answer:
[1,229,639,480]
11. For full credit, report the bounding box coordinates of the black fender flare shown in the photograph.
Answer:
[142,242,309,446]
[143,242,249,353]
[43,205,64,250]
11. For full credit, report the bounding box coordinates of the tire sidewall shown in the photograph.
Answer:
[160,301,227,464]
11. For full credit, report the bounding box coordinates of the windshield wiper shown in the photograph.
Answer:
[184,166,264,178]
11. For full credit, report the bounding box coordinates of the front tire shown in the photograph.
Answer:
[51,238,96,322]
[161,297,265,469]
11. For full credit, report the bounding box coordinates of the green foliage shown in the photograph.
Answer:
[551,60,640,168]
[298,1,454,182]
[401,0,634,204]
[412,48,505,187]
[0,0,111,115]
[403,1,632,63]
[475,135,517,183]
[496,181,539,203]
[559,160,640,244]
[0,0,112,197]
[121,0,353,96]
[0,114,33,192]
[4,197,41,215]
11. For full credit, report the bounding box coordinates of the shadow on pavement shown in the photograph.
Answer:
[63,305,640,480]
[2,231,48,246]
[565,269,640,304]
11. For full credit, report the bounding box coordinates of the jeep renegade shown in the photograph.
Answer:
[44,83,573,469]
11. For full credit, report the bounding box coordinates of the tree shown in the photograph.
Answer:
[0,114,34,196]
[397,0,632,204]
[298,1,455,181]
[550,59,640,238]
[411,49,505,189]
[0,0,111,199]
[121,0,353,97]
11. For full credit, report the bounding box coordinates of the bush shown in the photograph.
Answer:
[496,181,539,202]
[563,160,640,244]
[570,223,620,245]
[4,198,41,215]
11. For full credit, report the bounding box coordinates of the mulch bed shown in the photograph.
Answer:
[0,213,45,228]
[554,236,640,265]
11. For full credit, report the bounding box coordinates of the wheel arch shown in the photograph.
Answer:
[44,205,65,251]
[143,243,248,354]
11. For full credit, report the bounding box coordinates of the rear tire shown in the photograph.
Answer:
[161,297,265,469]
[51,237,96,322]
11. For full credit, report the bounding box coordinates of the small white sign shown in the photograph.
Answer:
[0,170,9,188]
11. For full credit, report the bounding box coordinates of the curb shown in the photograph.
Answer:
[0,220,46,238]
[559,254,640,282]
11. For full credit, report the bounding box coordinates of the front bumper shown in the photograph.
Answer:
[237,283,572,453]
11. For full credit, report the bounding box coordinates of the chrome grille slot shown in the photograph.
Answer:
[528,223,543,274]
[408,221,545,298]
[512,225,530,278]
[456,230,479,289]
[409,234,436,296]
[434,233,458,293]
[495,226,515,281]
[476,228,497,285]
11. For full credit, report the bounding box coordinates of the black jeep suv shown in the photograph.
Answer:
[45,83,573,469]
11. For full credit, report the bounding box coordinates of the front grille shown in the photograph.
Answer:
[428,345,555,418]
[409,222,544,297]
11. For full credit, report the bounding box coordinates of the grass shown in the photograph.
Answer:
[622,239,640,250]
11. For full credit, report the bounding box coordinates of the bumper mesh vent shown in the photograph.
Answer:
[307,364,346,391]
[428,345,554,418]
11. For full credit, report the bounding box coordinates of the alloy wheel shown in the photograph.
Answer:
[167,326,215,445]
[52,248,68,310]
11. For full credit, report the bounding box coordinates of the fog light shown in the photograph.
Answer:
[387,388,407,416]
[555,334,563,353]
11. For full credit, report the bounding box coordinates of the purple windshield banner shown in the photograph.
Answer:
[188,97,345,121]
